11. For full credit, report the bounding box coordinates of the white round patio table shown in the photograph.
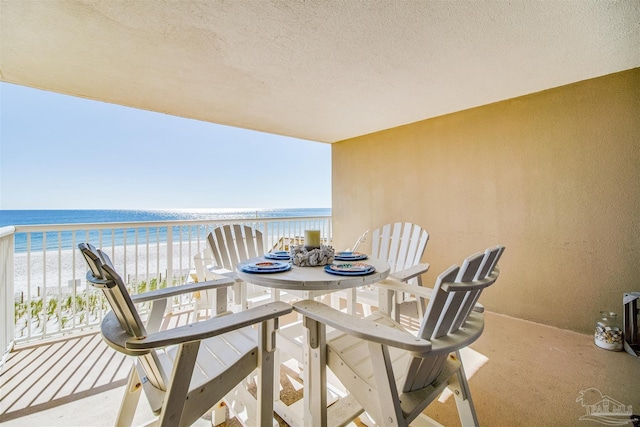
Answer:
[236,255,390,427]
[236,256,390,297]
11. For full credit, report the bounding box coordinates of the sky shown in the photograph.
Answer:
[0,82,331,210]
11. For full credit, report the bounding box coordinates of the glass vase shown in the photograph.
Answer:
[594,311,623,351]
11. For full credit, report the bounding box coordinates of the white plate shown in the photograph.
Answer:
[241,261,291,273]
[264,251,291,260]
[325,263,375,276]
[334,251,368,261]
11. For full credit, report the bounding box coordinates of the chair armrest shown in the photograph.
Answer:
[293,300,432,354]
[373,278,435,300]
[126,301,292,350]
[130,276,235,304]
[389,263,430,282]
[441,267,500,292]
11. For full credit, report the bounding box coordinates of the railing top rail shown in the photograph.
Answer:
[0,226,16,238]
[12,215,331,233]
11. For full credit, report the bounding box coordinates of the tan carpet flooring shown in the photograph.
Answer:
[423,311,640,426]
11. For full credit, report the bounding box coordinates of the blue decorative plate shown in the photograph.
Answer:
[264,251,291,260]
[241,261,292,274]
[334,251,368,261]
[324,263,375,276]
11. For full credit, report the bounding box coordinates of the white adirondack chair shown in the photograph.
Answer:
[206,225,274,311]
[78,243,292,427]
[334,222,429,319]
[294,245,505,427]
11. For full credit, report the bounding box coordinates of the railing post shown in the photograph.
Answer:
[1,226,16,364]
[166,226,173,287]
[259,221,268,253]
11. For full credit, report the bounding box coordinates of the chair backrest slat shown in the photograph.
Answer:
[452,289,482,332]
[417,265,460,340]
[247,226,264,258]
[431,252,484,338]
[232,224,249,263]
[222,226,238,267]
[387,223,402,272]
[404,353,448,393]
[478,245,503,279]
[452,246,505,330]
[394,223,411,272]
[208,227,229,269]
[404,224,424,270]
[372,224,390,263]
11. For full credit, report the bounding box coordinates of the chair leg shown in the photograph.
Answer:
[358,412,377,427]
[117,366,143,427]
[448,351,479,427]
[257,318,278,427]
[416,277,425,325]
[146,299,168,333]
[210,401,226,426]
[159,341,201,427]
[393,292,401,323]
[302,317,327,427]
[232,282,245,310]
[363,303,373,317]
[368,342,406,427]
[347,288,357,314]
[330,293,340,311]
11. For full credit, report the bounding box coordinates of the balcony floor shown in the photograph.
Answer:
[2,306,639,426]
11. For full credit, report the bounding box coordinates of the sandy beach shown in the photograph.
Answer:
[12,241,202,296]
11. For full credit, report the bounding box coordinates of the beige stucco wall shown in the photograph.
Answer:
[332,68,640,334]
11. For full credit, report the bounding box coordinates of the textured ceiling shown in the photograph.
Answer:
[1,0,639,143]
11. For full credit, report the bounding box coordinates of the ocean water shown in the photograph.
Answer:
[0,208,331,252]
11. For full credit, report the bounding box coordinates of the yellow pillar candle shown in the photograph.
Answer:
[305,230,321,248]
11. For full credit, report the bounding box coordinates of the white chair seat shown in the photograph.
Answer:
[163,325,257,389]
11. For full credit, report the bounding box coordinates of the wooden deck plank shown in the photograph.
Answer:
[0,331,130,423]
[33,334,108,405]
[3,340,71,412]
[1,345,48,411]
[54,334,122,397]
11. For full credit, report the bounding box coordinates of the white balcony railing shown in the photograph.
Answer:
[1,226,16,363]
[1,216,331,356]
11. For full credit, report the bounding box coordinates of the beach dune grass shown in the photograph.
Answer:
[12,273,185,339]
